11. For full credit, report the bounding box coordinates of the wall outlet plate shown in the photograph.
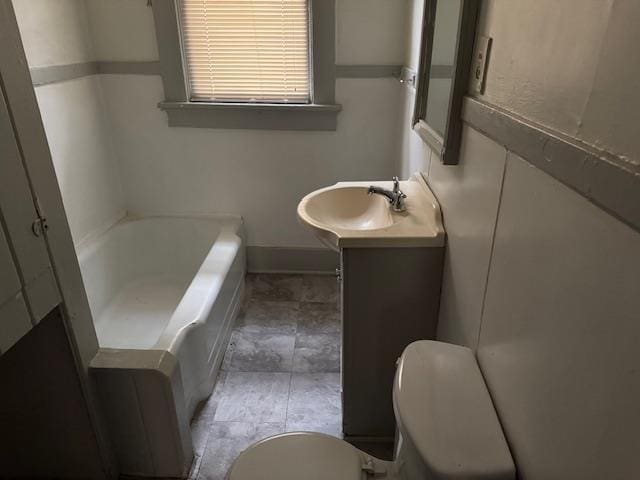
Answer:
[472,36,492,94]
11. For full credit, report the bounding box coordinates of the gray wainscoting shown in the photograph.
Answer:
[247,246,339,274]
[462,96,640,233]
[30,62,405,86]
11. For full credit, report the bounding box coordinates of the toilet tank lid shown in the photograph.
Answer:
[394,341,515,480]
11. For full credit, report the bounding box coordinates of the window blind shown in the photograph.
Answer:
[180,0,311,103]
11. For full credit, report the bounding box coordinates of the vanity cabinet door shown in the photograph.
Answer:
[340,246,444,440]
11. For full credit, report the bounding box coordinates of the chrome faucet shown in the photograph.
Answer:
[368,176,407,212]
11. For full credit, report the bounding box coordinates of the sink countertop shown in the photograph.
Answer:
[297,174,445,250]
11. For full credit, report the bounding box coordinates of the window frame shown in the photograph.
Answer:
[151,0,340,131]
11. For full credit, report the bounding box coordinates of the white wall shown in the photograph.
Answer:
[86,0,406,248]
[476,0,640,163]
[14,0,94,67]
[401,0,640,176]
[429,127,506,349]
[86,0,158,62]
[400,0,640,478]
[14,0,408,249]
[398,0,430,177]
[13,0,126,246]
[478,153,640,480]
[33,79,125,246]
[336,0,407,65]
[99,76,401,247]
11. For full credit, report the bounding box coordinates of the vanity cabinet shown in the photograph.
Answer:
[340,246,444,440]
[297,174,446,441]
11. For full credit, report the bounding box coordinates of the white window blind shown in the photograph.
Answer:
[180,0,311,103]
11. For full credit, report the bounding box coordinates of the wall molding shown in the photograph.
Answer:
[463,96,640,233]
[335,64,401,78]
[97,61,161,75]
[247,246,339,274]
[30,61,405,86]
[30,62,98,86]
[398,65,453,90]
[30,61,162,86]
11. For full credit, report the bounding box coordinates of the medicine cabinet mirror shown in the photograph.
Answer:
[413,0,480,165]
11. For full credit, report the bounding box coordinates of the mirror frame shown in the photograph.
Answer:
[413,0,480,165]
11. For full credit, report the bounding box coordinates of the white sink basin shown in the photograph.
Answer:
[297,175,445,251]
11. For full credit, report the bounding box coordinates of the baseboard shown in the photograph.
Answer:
[343,435,395,444]
[247,246,339,274]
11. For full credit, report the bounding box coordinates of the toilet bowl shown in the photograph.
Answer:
[227,340,515,480]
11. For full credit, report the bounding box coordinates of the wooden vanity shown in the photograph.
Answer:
[297,173,446,442]
[340,246,444,441]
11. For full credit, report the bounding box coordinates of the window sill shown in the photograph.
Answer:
[158,101,342,131]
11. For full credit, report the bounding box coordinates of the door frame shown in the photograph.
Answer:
[0,1,116,477]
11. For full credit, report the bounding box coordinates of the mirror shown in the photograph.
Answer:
[413,0,480,165]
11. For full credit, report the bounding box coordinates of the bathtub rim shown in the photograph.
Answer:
[75,212,244,263]
[154,225,243,354]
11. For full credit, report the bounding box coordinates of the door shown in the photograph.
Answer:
[0,85,60,352]
[0,0,115,477]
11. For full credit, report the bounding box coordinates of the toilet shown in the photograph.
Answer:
[227,340,515,480]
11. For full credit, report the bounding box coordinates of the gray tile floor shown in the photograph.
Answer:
[189,274,342,480]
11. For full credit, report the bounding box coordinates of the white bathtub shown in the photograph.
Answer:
[78,215,245,420]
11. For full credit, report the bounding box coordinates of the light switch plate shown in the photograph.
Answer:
[472,36,492,94]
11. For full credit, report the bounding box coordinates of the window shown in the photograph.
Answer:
[181,0,310,103]
[151,0,340,130]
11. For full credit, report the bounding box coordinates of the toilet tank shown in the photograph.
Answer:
[392,341,515,480]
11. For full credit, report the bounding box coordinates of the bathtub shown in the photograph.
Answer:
[79,215,245,477]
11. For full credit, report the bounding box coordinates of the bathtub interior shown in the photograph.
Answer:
[78,216,232,349]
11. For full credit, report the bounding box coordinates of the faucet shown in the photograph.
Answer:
[368,176,407,212]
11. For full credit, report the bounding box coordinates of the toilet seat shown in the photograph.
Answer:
[227,432,388,480]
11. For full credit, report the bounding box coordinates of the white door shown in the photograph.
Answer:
[0,1,114,476]
[0,81,60,353]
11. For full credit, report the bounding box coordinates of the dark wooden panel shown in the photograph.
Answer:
[0,308,105,478]
[341,247,444,438]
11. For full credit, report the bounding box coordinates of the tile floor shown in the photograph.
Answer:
[188,273,342,480]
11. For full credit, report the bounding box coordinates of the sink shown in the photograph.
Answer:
[303,186,394,231]
[297,175,445,251]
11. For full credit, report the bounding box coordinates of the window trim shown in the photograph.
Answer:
[151,0,340,131]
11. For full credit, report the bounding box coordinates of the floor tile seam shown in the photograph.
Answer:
[283,369,296,432]
[291,369,341,374]
[287,327,297,369]
[223,368,294,373]
[291,300,302,348]
[221,370,293,376]
[245,297,300,304]
[207,420,286,427]
[198,373,227,425]
[192,417,216,480]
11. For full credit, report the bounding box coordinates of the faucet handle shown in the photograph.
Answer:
[392,176,400,193]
